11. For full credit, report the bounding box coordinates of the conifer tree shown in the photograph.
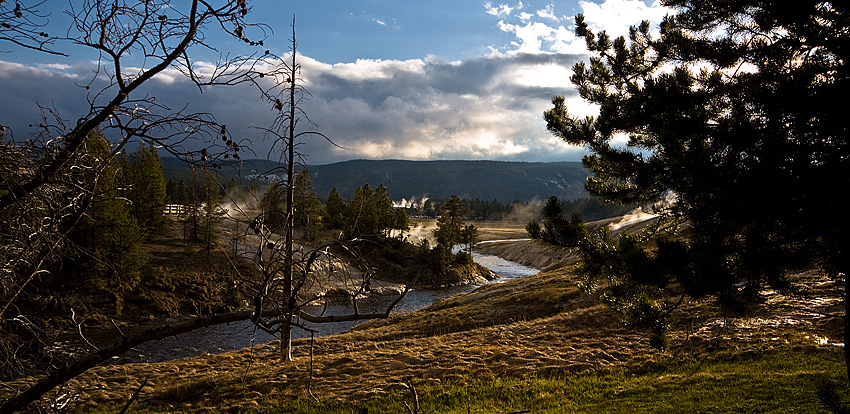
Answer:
[127,143,168,238]
[292,170,323,241]
[165,179,178,204]
[260,179,286,229]
[325,187,347,230]
[434,195,470,248]
[69,132,143,294]
[371,184,398,238]
[460,224,478,254]
[531,0,850,368]
[200,171,224,257]
[345,183,407,240]
[347,184,376,239]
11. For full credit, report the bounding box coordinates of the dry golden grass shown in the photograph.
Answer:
[6,219,841,413]
[20,266,634,413]
[471,220,530,241]
[31,260,841,413]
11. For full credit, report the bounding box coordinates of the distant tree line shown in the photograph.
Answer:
[163,168,236,255]
[324,183,409,242]
[255,179,481,280]
[407,196,633,222]
[241,174,411,245]
[406,198,515,220]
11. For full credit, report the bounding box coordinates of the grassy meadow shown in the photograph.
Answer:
[61,222,847,412]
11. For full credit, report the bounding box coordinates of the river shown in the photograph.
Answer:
[116,248,539,363]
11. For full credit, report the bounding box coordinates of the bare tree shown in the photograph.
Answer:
[240,17,409,361]
[0,0,64,56]
[0,1,276,411]
[1,6,407,411]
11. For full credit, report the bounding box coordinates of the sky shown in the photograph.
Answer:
[0,0,670,165]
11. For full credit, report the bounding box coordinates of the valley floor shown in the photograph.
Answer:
[77,243,849,411]
[7,221,846,413]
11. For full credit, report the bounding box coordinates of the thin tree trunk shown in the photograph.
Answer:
[281,18,298,362]
[845,286,849,385]
[842,233,850,386]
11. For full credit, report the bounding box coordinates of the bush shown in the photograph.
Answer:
[454,251,474,266]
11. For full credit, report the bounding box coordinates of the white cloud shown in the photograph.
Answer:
[1,60,77,79]
[0,27,589,165]
[536,4,559,21]
[485,2,523,16]
[497,20,565,54]
[490,0,669,56]
[292,53,586,162]
[579,0,670,39]
[35,63,73,71]
[508,63,573,89]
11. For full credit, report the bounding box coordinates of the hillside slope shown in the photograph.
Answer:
[47,235,842,413]
[162,158,590,203]
[307,159,589,202]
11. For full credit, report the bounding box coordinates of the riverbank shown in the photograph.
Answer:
[474,239,571,269]
[9,218,844,412]
[28,256,843,413]
[469,216,656,270]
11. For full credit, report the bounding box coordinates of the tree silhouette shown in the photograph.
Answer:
[0,1,288,411]
[292,169,324,241]
[67,131,143,298]
[434,195,471,248]
[532,0,849,372]
[325,187,348,230]
[242,17,409,362]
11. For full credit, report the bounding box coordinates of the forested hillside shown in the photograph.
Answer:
[162,158,590,203]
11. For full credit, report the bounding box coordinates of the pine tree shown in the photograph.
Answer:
[344,183,408,241]
[434,195,470,248]
[325,187,347,229]
[69,131,143,294]
[200,171,224,257]
[126,143,167,238]
[534,1,850,363]
[292,170,324,240]
[371,184,396,238]
[347,184,375,239]
[260,179,286,230]
[175,179,188,205]
[460,224,478,254]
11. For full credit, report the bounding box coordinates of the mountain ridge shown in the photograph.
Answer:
[162,158,590,203]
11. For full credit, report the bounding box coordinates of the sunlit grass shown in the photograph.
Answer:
[252,347,845,414]
[63,239,843,414]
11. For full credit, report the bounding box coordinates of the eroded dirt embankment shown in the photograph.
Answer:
[474,239,573,269]
[471,214,661,270]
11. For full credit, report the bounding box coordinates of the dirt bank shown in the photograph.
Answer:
[474,239,573,269]
[471,214,662,269]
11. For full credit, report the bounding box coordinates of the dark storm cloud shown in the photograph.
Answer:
[1,51,590,164]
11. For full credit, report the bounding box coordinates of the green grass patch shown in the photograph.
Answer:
[256,347,847,414]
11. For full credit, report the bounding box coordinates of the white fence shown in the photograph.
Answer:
[164,204,187,215]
